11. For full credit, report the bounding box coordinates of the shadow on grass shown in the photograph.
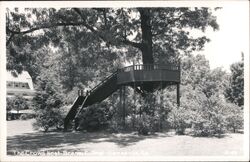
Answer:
[7,131,172,154]
[190,133,231,139]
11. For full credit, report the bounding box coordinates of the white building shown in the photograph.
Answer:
[6,71,35,99]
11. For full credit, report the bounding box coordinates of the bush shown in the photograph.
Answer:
[168,106,191,135]
[6,95,30,112]
[133,90,174,134]
[189,94,243,137]
[188,94,226,137]
[136,113,151,135]
[78,103,110,131]
[32,108,63,132]
[19,113,35,120]
[191,113,226,137]
[108,120,124,133]
[178,86,243,137]
[224,103,243,133]
[32,79,64,132]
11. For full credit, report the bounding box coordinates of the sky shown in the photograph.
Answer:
[196,4,249,71]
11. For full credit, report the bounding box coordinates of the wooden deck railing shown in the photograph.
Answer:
[118,63,180,72]
[89,63,180,94]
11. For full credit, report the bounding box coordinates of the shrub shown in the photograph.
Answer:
[19,113,35,120]
[179,87,231,137]
[189,94,243,137]
[108,120,124,133]
[32,108,63,132]
[191,112,226,137]
[224,103,243,133]
[6,95,30,112]
[168,106,191,135]
[190,96,224,136]
[137,113,151,135]
[32,79,64,132]
[78,103,110,131]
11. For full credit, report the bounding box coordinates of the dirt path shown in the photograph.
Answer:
[7,119,244,156]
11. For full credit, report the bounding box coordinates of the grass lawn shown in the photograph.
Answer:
[7,119,244,156]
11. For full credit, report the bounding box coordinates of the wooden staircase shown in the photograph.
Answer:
[64,63,181,131]
[64,71,119,131]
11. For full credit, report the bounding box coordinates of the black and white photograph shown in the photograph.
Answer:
[0,0,249,161]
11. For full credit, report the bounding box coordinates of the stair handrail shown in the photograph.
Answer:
[87,63,180,94]
[75,94,89,118]
[89,70,118,94]
[65,95,81,119]
[120,63,180,72]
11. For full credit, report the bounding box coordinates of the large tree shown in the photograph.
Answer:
[6,7,218,67]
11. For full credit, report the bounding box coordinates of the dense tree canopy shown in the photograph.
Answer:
[6,8,218,79]
[226,53,244,106]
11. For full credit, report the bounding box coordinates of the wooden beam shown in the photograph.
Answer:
[177,83,180,106]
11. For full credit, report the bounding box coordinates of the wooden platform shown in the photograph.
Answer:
[117,64,180,86]
[64,63,181,130]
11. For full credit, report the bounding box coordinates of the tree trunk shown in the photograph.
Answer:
[138,8,155,92]
[138,8,154,64]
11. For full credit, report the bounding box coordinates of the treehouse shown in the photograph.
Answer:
[64,63,180,131]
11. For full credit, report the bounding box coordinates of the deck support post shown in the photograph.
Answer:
[122,86,126,128]
[119,86,126,128]
[177,83,180,106]
[139,83,143,118]
[119,86,123,127]
[160,81,163,130]
[133,82,136,129]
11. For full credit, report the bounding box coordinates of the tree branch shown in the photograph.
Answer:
[6,22,85,35]
[122,38,142,49]
[6,22,87,46]
[73,8,108,43]
[73,8,143,50]
[7,8,143,50]
[6,21,89,46]
[6,33,14,46]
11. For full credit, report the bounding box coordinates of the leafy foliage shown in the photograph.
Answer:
[136,113,151,135]
[32,76,64,132]
[6,95,29,112]
[168,105,191,135]
[77,92,119,131]
[224,102,243,133]
[170,55,244,136]
[77,103,110,131]
[226,54,244,106]
[6,7,219,76]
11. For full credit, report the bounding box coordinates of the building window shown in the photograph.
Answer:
[24,83,30,89]
[19,83,30,89]
[7,81,13,88]
[9,82,30,89]
[14,82,19,88]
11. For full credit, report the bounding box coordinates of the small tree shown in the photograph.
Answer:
[32,78,64,132]
[226,53,244,106]
[224,102,243,133]
[78,103,110,131]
